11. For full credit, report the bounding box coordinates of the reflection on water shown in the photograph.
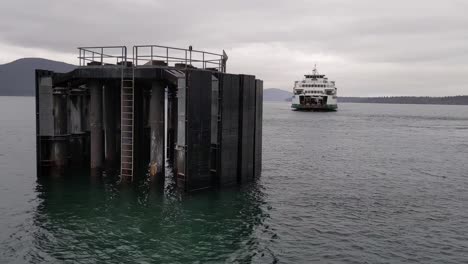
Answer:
[29,171,272,263]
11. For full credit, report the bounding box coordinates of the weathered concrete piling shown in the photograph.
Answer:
[149,80,165,182]
[36,45,263,192]
[89,80,104,173]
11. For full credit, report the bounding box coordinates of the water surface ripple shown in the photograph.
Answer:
[1,97,467,263]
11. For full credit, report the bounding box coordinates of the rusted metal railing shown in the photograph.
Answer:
[132,45,227,72]
[77,46,127,66]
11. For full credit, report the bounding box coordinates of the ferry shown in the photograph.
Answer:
[291,65,338,111]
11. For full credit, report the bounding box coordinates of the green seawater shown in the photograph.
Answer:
[2,97,468,263]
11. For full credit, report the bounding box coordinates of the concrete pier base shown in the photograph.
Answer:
[149,81,165,183]
[36,47,262,191]
[89,80,103,174]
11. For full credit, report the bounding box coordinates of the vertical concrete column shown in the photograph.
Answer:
[51,87,69,173]
[82,88,91,164]
[69,87,85,167]
[149,81,165,183]
[167,86,177,165]
[36,73,54,177]
[143,88,152,163]
[104,83,117,170]
[89,80,103,173]
[115,85,121,168]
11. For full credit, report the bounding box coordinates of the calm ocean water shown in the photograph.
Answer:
[1,96,467,263]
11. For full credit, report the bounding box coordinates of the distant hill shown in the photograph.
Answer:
[339,96,468,105]
[264,88,292,101]
[0,58,76,96]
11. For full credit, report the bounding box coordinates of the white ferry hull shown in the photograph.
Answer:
[291,103,337,111]
[291,94,338,111]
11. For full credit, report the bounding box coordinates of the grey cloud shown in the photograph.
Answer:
[0,0,467,96]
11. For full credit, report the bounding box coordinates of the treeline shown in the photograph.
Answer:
[338,96,468,105]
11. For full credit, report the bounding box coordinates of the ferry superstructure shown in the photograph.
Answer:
[291,66,338,111]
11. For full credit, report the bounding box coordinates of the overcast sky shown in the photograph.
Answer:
[1,0,467,96]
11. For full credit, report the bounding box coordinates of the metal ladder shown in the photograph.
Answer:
[120,72,134,181]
